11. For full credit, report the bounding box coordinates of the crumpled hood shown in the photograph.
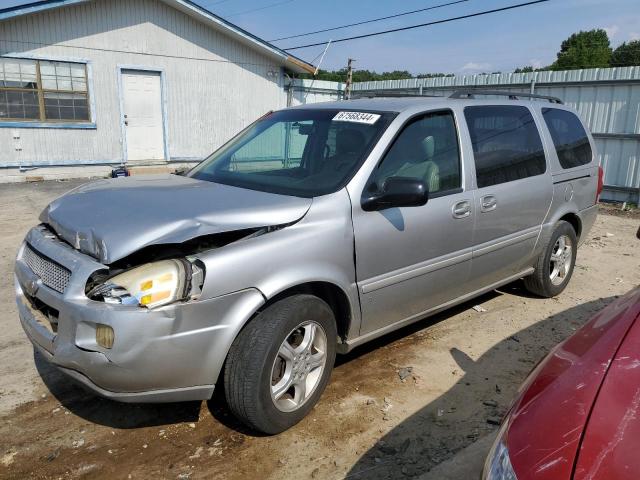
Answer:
[40,174,312,264]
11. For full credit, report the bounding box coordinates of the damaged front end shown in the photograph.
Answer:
[86,258,199,309]
[82,224,289,309]
[15,222,269,401]
[35,174,313,310]
[38,174,313,265]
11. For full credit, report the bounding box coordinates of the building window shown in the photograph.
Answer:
[0,57,90,123]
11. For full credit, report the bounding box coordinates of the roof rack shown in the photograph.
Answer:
[350,92,440,99]
[449,89,563,104]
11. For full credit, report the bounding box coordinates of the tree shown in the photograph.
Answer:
[514,65,552,73]
[611,40,640,67]
[552,29,612,70]
[416,73,455,79]
[300,69,442,82]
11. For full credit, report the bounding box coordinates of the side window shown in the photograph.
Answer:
[369,111,461,195]
[464,105,546,188]
[542,108,593,169]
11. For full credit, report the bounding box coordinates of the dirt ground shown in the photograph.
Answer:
[0,180,638,480]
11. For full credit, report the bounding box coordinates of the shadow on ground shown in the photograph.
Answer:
[32,290,502,432]
[31,280,617,477]
[34,352,201,429]
[344,286,617,479]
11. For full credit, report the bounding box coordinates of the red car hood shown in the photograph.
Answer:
[506,288,640,480]
[573,298,640,480]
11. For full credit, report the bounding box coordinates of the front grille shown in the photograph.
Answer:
[23,244,71,294]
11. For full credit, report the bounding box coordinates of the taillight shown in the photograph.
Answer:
[596,166,604,203]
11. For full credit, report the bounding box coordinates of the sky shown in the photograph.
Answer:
[1,0,639,74]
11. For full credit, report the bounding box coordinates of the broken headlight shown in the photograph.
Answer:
[89,259,192,309]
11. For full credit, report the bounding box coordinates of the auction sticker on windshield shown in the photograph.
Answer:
[333,111,381,124]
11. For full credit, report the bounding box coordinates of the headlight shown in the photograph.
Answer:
[482,421,518,480]
[89,259,191,309]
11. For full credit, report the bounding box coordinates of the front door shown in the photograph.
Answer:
[463,105,552,290]
[121,70,165,162]
[352,110,475,336]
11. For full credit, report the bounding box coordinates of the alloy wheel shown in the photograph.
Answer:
[549,234,573,286]
[270,321,328,413]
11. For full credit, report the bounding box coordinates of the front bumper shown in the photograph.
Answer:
[16,225,265,403]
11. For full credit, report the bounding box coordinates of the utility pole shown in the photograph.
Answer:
[345,58,355,100]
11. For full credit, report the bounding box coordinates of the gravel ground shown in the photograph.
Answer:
[0,179,638,480]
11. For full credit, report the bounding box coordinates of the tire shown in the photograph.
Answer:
[223,294,337,434]
[524,220,577,298]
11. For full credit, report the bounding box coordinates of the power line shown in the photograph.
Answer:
[198,0,233,6]
[0,36,632,80]
[283,0,553,51]
[270,0,473,42]
[225,0,297,18]
[0,38,288,69]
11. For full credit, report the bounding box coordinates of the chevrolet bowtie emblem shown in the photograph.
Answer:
[26,278,40,296]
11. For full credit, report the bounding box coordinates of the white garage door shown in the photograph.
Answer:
[122,70,165,162]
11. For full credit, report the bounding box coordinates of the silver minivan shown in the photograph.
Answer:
[15,91,601,434]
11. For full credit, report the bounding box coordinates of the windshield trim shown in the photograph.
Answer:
[187,108,398,198]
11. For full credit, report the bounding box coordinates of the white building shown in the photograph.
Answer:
[0,0,315,181]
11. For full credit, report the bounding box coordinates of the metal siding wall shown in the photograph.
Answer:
[353,68,640,200]
[0,0,288,167]
[595,137,640,193]
[289,79,344,106]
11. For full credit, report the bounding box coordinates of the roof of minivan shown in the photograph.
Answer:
[290,96,571,113]
[290,97,450,113]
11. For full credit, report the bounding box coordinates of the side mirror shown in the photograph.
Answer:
[361,176,429,212]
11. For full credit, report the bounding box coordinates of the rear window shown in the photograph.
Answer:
[542,108,593,169]
[464,105,546,188]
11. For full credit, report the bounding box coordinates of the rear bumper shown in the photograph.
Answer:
[15,225,265,403]
[577,204,598,246]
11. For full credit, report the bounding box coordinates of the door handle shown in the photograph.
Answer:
[481,195,497,212]
[452,200,471,219]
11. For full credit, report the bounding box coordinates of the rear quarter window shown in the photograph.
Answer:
[464,105,546,188]
[542,108,593,169]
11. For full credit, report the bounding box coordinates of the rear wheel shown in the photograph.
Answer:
[524,220,577,298]
[223,294,337,434]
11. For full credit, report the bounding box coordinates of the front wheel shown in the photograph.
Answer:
[524,220,577,298]
[223,294,337,434]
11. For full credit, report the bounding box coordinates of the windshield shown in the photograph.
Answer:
[189,109,395,197]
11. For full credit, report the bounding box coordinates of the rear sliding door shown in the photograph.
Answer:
[463,105,552,290]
